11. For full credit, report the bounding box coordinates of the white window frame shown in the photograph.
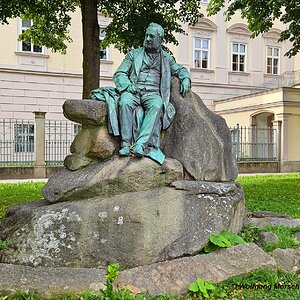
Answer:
[18,19,45,54]
[100,27,109,60]
[231,42,247,72]
[266,46,280,75]
[74,124,82,135]
[14,123,34,153]
[193,37,210,69]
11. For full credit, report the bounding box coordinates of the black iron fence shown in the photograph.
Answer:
[0,119,35,166]
[0,118,278,166]
[45,120,81,165]
[231,125,278,161]
[0,117,80,166]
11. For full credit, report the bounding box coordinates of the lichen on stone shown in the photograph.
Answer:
[15,209,82,266]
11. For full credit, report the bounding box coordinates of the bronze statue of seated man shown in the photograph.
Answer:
[112,23,191,164]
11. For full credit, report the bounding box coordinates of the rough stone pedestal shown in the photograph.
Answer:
[0,84,245,271]
[0,179,245,269]
[162,78,238,182]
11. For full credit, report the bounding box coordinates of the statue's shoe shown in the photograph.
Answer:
[119,146,130,156]
[131,144,144,157]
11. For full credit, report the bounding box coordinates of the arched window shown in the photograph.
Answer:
[227,24,251,72]
[191,19,217,70]
[263,29,282,75]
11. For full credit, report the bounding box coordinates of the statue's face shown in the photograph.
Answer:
[143,27,162,51]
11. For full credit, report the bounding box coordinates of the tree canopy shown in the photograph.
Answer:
[0,0,206,54]
[208,0,300,57]
[2,0,300,96]
[0,0,205,97]
[99,0,204,53]
[0,0,77,54]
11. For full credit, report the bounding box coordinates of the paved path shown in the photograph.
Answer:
[238,172,297,176]
[0,178,48,183]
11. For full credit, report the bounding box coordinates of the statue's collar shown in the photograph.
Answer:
[145,46,162,53]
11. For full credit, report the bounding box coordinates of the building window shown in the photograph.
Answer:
[14,124,34,153]
[20,20,43,54]
[266,46,280,75]
[193,38,210,69]
[231,43,247,72]
[74,124,82,135]
[100,28,108,60]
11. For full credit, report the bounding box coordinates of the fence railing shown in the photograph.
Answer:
[231,125,278,161]
[0,117,279,167]
[249,70,300,95]
[0,115,80,167]
[45,120,80,164]
[0,119,35,166]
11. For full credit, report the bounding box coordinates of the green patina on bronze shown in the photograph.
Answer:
[91,23,191,164]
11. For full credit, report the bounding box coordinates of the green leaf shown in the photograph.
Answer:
[189,278,217,298]
[209,233,232,248]
[196,278,209,298]
[196,278,204,286]
[220,231,246,245]
[106,263,120,282]
[204,242,219,253]
[204,280,216,291]
[188,282,199,293]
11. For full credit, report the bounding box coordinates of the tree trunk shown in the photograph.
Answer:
[80,0,100,99]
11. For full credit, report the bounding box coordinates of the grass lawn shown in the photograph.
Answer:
[0,182,45,220]
[237,173,300,218]
[2,173,299,220]
[0,173,300,300]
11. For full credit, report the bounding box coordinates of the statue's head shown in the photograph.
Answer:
[143,23,164,52]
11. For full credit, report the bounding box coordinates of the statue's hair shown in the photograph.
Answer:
[147,23,164,39]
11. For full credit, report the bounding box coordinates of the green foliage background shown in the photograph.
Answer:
[208,0,300,57]
[0,0,206,54]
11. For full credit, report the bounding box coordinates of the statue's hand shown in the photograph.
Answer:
[127,84,139,94]
[180,78,191,97]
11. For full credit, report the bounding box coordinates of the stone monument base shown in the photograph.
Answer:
[0,177,244,269]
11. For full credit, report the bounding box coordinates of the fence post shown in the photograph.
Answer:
[235,123,240,160]
[33,111,46,178]
[276,113,291,172]
[272,120,281,163]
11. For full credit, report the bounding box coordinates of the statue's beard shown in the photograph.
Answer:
[143,40,161,52]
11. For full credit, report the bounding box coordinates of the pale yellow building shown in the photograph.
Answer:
[0,4,296,119]
[0,10,83,120]
[215,86,300,172]
[0,3,299,171]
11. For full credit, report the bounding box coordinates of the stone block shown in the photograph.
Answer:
[0,244,276,298]
[63,99,107,126]
[64,154,96,171]
[272,248,300,273]
[0,263,106,297]
[161,78,238,182]
[43,157,184,203]
[257,232,280,246]
[69,126,92,155]
[114,243,276,296]
[87,126,119,159]
[246,217,300,228]
[0,183,244,269]
[68,125,119,167]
